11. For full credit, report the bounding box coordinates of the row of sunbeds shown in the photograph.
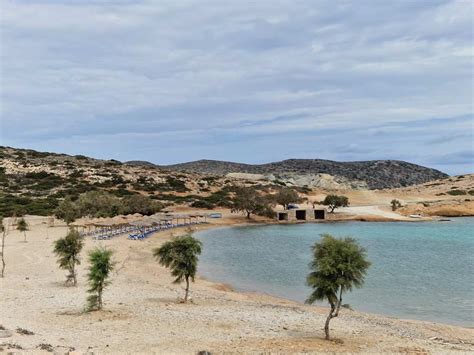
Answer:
[84,220,206,241]
[127,221,201,240]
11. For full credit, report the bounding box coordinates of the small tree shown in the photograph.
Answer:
[306,234,370,340]
[231,187,269,219]
[16,218,29,242]
[1,217,6,277]
[275,188,300,210]
[86,247,115,311]
[54,197,81,225]
[53,228,84,286]
[153,235,202,303]
[390,199,402,211]
[322,195,349,213]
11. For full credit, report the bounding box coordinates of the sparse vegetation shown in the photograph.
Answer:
[306,234,370,340]
[153,235,202,303]
[0,194,59,217]
[190,200,215,209]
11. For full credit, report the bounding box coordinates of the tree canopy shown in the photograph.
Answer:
[275,188,300,210]
[322,195,349,213]
[231,187,273,219]
[54,197,81,225]
[53,228,84,285]
[86,247,115,311]
[121,194,163,215]
[153,235,202,302]
[306,234,370,340]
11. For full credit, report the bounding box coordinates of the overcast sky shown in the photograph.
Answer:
[1,0,472,175]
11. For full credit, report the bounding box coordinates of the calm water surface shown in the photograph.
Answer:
[195,218,474,326]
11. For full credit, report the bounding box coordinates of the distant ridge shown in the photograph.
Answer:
[0,146,449,189]
[164,159,449,189]
[125,160,157,167]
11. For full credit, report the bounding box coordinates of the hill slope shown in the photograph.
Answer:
[164,159,448,189]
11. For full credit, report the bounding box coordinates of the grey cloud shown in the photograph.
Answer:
[0,0,472,175]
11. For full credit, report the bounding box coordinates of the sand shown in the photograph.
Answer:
[1,212,473,354]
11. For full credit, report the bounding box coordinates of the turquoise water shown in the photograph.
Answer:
[195,218,474,326]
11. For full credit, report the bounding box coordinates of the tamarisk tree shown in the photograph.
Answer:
[16,218,29,242]
[231,187,270,219]
[306,234,370,340]
[86,247,115,311]
[322,195,349,213]
[275,188,300,210]
[53,228,84,285]
[153,235,202,303]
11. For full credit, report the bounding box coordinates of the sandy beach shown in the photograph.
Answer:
[1,211,473,354]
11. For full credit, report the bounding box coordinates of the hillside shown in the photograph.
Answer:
[0,146,239,216]
[0,146,471,218]
[164,159,448,189]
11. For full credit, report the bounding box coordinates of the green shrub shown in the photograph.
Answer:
[190,200,215,209]
[163,176,189,192]
[446,189,467,196]
[0,194,58,217]
[121,195,163,215]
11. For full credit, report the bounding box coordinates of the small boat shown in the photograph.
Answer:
[209,213,222,218]
[438,218,451,222]
[409,214,422,219]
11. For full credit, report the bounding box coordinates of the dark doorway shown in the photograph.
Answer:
[295,210,306,220]
[314,209,325,219]
[278,212,288,221]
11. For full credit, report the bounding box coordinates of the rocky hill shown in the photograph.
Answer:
[164,159,448,189]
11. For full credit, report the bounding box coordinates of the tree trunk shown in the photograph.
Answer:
[1,230,5,278]
[324,310,333,340]
[246,211,251,219]
[23,231,26,242]
[71,265,77,286]
[324,288,343,340]
[184,276,190,303]
[98,282,103,310]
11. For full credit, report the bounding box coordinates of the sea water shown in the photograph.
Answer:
[195,218,474,326]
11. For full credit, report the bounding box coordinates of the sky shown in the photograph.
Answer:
[0,0,473,175]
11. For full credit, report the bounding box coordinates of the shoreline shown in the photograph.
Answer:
[1,213,473,353]
[192,217,474,329]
